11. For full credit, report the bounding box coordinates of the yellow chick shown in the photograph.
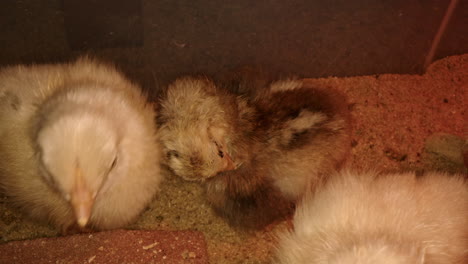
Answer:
[274,170,468,264]
[0,57,161,232]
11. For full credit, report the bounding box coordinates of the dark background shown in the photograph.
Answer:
[0,0,466,90]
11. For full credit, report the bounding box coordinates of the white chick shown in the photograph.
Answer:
[274,170,468,264]
[0,57,161,232]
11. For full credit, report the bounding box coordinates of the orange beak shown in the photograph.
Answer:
[220,152,236,172]
[70,167,94,228]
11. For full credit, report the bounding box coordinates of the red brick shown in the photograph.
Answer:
[0,230,208,264]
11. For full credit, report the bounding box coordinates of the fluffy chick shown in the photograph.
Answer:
[159,76,350,227]
[274,170,468,264]
[0,57,161,232]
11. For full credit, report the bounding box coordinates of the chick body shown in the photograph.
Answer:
[274,170,468,264]
[0,58,161,231]
[254,79,351,200]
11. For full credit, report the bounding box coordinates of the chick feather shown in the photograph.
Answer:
[274,170,468,264]
[0,57,162,232]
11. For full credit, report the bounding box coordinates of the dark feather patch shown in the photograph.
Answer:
[204,159,293,229]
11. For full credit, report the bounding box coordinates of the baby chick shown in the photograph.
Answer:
[274,170,468,264]
[159,76,350,227]
[0,57,161,232]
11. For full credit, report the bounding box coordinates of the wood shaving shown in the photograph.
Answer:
[142,242,159,250]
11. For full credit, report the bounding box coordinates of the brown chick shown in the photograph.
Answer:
[274,170,468,264]
[0,57,162,232]
[159,76,350,228]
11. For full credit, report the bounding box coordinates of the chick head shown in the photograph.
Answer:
[36,106,119,228]
[159,77,235,181]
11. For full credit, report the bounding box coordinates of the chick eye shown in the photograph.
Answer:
[167,150,179,159]
[213,141,224,158]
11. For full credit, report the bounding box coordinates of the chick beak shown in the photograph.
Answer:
[70,167,94,228]
[220,152,236,172]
